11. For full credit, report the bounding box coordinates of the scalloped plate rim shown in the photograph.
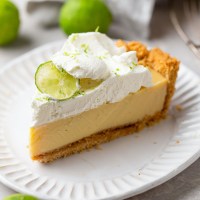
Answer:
[0,40,199,200]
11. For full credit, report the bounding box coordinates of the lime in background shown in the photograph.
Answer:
[0,0,20,46]
[59,0,112,35]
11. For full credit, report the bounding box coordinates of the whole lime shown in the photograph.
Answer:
[59,0,112,35]
[3,193,38,200]
[0,0,20,46]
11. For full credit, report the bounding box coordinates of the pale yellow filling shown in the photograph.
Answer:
[30,69,167,157]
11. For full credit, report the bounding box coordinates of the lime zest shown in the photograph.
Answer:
[113,71,120,76]
[81,43,89,53]
[70,34,78,42]
[35,96,52,102]
[129,61,137,70]
[95,26,100,32]
[97,55,106,60]
[75,90,86,96]
[64,51,80,58]
[132,61,137,66]
[95,97,100,103]
[129,66,133,70]
[64,52,70,56]
[97,52,109,60]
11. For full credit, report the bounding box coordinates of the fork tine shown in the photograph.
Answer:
[183,0,191,20]
[183,0,200,38]
[170,0,200,59]
[191,0,199,15]
[191,0,200,36]
[195,0,200,12]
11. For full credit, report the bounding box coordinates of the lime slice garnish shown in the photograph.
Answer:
[80,78,102,91]
[35,61,79,100]
[3,194,38,200]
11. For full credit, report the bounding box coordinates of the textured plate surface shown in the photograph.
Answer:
[0,41,200,200]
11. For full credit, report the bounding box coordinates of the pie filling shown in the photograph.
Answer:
[30,69,167,157]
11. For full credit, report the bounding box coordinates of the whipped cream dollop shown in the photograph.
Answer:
[32,32,152,126]
[52,32,134,80]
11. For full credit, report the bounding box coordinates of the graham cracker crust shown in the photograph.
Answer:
[33,41,179,163]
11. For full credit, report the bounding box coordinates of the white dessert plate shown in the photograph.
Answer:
[0,41,200,200]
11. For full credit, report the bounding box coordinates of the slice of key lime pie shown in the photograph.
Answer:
[30,32,179,163]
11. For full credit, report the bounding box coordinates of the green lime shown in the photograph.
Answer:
[3,193,38,200]
[0,0,20,46]
[35,61,79,100]
[59,0,112,35]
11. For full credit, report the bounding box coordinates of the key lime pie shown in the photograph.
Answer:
[30,32,179,163]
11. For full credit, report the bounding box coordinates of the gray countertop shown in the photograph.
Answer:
[0,1,199,199]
